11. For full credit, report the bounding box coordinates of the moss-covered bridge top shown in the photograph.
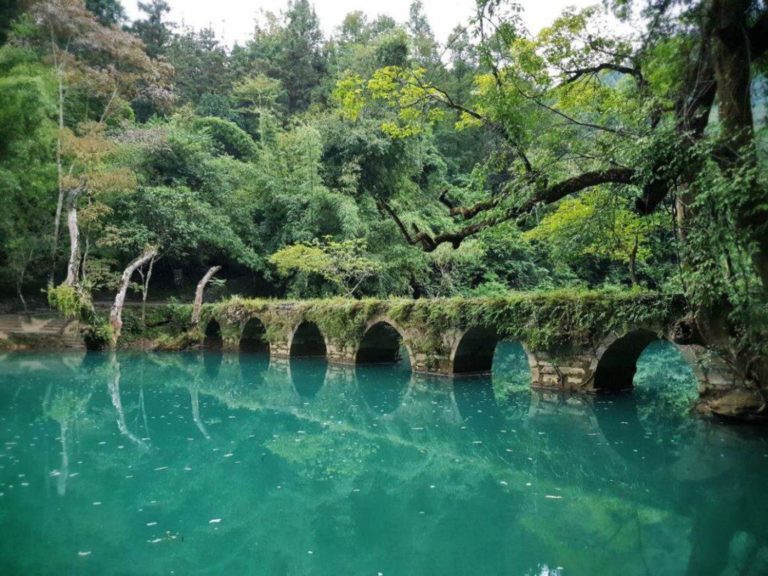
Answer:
[204,290,681,354]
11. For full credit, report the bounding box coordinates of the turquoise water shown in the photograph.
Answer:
[1,343,767,575]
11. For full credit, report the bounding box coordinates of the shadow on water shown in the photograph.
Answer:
[290,357,327,399]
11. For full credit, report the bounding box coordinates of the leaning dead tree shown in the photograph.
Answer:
[191,266,222,326]
[109,247,159,347]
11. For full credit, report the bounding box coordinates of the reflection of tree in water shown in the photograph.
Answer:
[633,341,699,422]
[43,382,91,496]
[491,341,532,417]
[107,353,149,449]
[11,352,767,574]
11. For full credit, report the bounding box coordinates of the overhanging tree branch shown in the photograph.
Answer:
[563,62,646,87]
[385,168,636,251]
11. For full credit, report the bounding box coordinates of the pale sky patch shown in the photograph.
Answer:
[123,0,602,47]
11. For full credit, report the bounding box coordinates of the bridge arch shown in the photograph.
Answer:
[203,319,223,350]
[593,328,702,392]
[289,321,327,358]
[451,327,499,374]
[355,318,412,366]
[240,317,269,355]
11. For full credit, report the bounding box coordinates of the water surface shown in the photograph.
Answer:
[1,343,767,575]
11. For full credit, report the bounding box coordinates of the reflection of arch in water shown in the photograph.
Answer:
[452,327,498,374]
[239,352,270,388]
[289,321,327,358]
[452,375,505,433]
[593,339,701,470]
[356,363,411,415]
[356,319,412,366]
[453,341,532,434]
[203,348,223,378]
[289,357,328,399]
[203,319,223,350]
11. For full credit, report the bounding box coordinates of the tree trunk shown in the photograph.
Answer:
[64,189,81,287]
[15,247,32,320]
[688,0,768,412]
[109,247,159,347]
[139,254,157,328]
[710,0,768,288]
[712,0,754,152]
[49,35,65,285]
[628,235,639,287]
[16,279,29,319]
[191,266,221,325]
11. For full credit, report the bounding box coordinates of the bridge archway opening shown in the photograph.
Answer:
[356,321,410,366]
[203,319,223,350]
[594,330,699,397]
[453,327,498,374]
[290,322,327,358]
[594,338,700,470]
[594,329,659,392]
[240,318,269,355]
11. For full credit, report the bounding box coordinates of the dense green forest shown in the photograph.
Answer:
[0,1,767,396]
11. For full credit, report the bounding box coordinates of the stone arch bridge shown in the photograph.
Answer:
[197,294,757,417]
